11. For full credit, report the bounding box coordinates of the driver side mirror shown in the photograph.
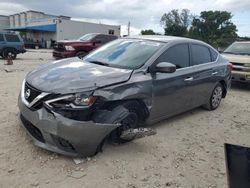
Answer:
[149,62,176,73]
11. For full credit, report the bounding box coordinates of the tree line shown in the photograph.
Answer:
[141,9,249,48]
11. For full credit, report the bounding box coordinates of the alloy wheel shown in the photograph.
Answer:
[211,86,222,108]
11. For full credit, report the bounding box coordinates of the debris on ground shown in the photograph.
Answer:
[4,68,13,73]
[67,171,87,179]
[120,127,157,140]
[73,158,87,165]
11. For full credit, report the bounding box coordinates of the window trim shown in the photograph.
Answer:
[152,43,191,70]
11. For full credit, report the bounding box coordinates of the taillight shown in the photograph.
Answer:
[227,63,233,72]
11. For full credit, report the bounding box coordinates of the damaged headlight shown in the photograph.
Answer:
[45,93,97,109]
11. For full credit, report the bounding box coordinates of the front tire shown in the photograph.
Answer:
[2,48,17,59]
[110,101,141,144]
[204,83,223,110]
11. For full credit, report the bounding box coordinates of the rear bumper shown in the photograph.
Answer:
[232,71,250,83]
[18,95,119,157]
[52,50,75,59]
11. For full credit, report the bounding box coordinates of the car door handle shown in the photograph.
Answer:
[184,77,194,82]
[212,71,218,75]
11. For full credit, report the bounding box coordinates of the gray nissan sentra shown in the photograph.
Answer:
[18,36,232,157]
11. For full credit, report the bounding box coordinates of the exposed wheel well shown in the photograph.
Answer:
[101,99,149,123]
[3,47,17,52]
[219,80,227,98]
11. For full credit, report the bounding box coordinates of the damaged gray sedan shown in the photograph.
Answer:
[18,36,231,157]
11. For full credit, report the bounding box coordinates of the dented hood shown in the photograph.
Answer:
[26,57,132,94]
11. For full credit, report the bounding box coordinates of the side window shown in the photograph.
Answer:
[157,44,189,69]
[0,34,4,42]
[191,44,211,65]
[210,48,218,61]
[5,34,20,42]
[94,35,107,44]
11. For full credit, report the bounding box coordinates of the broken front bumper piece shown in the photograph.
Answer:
[18,96,123,157]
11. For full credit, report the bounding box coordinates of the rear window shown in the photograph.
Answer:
[5,34,20,42]
[191,44,211,65]
[210,49,218,61]
[0,34,4,42]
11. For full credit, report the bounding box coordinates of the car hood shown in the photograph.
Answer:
[26,57,133,94]
[222,53,250,64]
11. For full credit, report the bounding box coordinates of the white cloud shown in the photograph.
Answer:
[0,0,249,36]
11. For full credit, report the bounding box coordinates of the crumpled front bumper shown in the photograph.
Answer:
[18,95,119,157]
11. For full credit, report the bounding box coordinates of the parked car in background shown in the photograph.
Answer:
[0,32,26,59]
[222,41,250,83]
[18,36,231,157]
[52,33,118,59]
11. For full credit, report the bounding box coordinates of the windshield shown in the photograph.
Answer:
[78,33,97,41]
[224,42,250,55]
[84,39,164,69]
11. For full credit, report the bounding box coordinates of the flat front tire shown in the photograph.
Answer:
[110,102,142,144]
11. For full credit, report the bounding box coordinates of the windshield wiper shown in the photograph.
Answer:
[88,60,110,66]
[223,52,234,54]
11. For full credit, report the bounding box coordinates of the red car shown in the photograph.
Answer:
[53,33,118,59]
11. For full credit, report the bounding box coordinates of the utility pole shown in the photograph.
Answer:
[127,21,130,36]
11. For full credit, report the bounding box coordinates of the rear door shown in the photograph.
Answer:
[150,43,196,121]
[189,44,219,107]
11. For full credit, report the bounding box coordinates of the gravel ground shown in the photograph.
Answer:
[0,50,249,188]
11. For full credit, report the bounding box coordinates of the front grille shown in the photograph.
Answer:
[24,82,42,103]
[53,43,65,51]
[231,62,244,66]
[231,62,250,72]
[20,114,45,143]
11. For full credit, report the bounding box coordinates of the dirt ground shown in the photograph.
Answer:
[0,50,249,188]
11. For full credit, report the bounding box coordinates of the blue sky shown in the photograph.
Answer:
[0,0,249,36]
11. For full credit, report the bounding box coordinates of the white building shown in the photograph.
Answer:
[0,15,10,31]
[2,10,120,44]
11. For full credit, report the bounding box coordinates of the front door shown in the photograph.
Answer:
[150,43,195,121]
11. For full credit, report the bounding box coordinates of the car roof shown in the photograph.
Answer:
[125,35,201,43]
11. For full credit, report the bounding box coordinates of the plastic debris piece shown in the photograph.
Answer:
[73,158,86,165]
[120,127,157,141]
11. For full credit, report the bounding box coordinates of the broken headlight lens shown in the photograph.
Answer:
[45,93,97,109]
[73,93,97,106]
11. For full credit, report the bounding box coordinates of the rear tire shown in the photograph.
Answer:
[203,83,223,111]
[2,48,17,60]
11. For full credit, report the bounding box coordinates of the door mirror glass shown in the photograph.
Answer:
[151,62,176,73]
